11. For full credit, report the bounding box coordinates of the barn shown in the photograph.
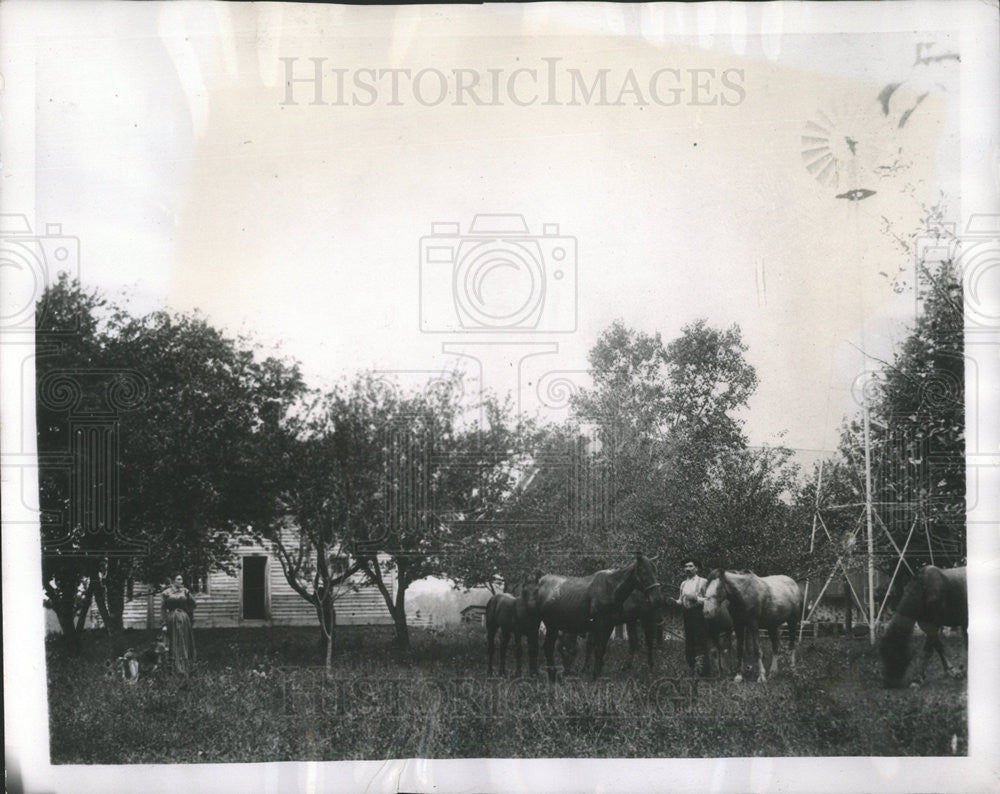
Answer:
[109,528,396,630]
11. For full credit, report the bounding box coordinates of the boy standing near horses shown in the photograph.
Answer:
[675,558,709,675]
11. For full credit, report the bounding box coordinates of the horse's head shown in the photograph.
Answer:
[633,553,666,611]
[879,625,912,688]
[519,570,543,613]
[702,569,727,620]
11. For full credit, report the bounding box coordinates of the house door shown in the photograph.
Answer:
[242,556,268,619]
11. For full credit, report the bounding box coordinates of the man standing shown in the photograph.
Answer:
[674,558,708,675]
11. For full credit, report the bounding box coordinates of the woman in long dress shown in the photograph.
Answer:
[162,574,196,675]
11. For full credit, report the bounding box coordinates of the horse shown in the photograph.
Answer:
[556,590,661,672]
[485,574,542,677]
[703,569,801,683]
[879,565,967,688]
[559,589,664,675]
[532,553,665,682]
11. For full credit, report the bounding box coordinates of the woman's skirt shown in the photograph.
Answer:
[167,609,196,675]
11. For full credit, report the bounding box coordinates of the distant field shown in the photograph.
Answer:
[47,624,967,763]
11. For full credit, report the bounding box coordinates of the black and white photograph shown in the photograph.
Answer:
[2,2,998,793]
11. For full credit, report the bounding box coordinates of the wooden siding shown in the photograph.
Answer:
[113,532,395,629]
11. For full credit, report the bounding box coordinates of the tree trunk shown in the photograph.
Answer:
[46,570,86,646]
[92,574,113,634]
[844,577,853,637]
[316,598,336,660]
[50,587,80,648]
[53,603,76,637]
[104,559,127,633]
[75,579,96,634]
[325,625,334,672]
[362,559,411,651]
[391,586,409,650]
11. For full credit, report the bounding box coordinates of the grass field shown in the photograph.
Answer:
[46,624,967,763]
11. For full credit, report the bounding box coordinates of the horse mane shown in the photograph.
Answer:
[720,569,751,604]
[610,559,637,604]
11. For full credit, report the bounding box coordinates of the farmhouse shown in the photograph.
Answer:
[109,530,396,630]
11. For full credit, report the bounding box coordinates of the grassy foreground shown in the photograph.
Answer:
[47,624,967,763]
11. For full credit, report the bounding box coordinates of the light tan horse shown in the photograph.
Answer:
[703,569,801,683]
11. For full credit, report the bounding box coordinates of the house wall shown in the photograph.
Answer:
[116,532,395,629]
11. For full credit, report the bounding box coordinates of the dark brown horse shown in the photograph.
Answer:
[532,553,665,681]
[485,575,542,676]
[557,589,663,675]
[703,569,801,683]
[879,565,967,688]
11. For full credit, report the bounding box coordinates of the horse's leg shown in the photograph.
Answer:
[513,632,523,678]
[752,625,766,683]
[564,633,579,672]
[624,620,637,669]
[768,627,780,677]
[583,630,595,677]
[526,622,540,677]
[734,626,745,683]
[543,626,559,683]
[487,625,497,676]
[705,634,717,677]
[591,623,614,681]
[499,628,511,676]
[722,631,734,677]
[925,623,959,679]
[644,618,656,670]
[916,623,937,682]
[788,616,799,669]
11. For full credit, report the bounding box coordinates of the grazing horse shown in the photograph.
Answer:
[879,565,967,688]
[486,575,542,676]
[532,553,664,682]
[703,569,801,683]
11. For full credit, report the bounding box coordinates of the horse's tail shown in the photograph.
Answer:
[485,595,501,633]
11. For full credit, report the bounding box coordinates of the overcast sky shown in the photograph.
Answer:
[21,3,966,464]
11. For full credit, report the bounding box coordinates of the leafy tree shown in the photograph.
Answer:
[36,276,306,638]
[440,419,607,587]
[562,319,799,581]
[835,258,965,575]
[37,275,117,643]
[273,371,521,651]
[106,308,305,598]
